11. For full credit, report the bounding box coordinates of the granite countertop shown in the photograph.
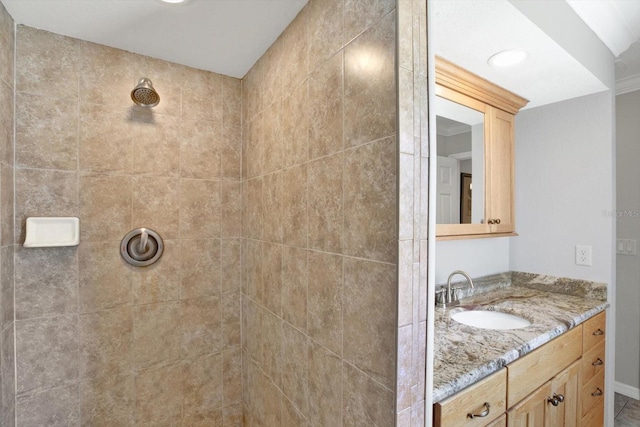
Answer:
[433,284,608,403]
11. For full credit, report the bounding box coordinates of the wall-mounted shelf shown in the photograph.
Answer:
[23,217,80,248]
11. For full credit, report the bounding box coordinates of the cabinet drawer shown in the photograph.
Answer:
[507,326,582,408]
[583,311,606,350]
[434,368,507,427]
[581,371,605,418]
[581,340,605,386]
[485,413,506,427]
[581,399,604,427]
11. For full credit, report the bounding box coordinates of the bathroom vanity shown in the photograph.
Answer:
[432,279,608,427]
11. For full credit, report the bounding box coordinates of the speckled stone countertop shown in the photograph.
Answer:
[433,283,608,403]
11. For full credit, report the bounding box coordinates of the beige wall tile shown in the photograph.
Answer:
[133,302,181,369]
[221,182,242,238]
[343,258,396,389]
[16,93,78,170]
[282,323,308,416]
[1,324,15,423]
[221,239,242,295]
[0,81,13,166]
[344,11,396,148]
[15,246,78,320]
[132,240,180,305]
[282,246,307,332]
[242,239,262,303]
[16,169,77,244]
[308,153,343,253]
[263,172,283,243]
[135,363,182,425]
[308,251,342,355]
[78,241,132,313]
[397,240,413,328]
[262,373,282,427]
[182,66,223,124]
[262,243,283,316]
[259,39,283,115]
[308,52,343,159]
[180,119,222,180]
[308,0,344,71]
[281,5,309,90]
[131,111,180,177]
[79,174,131,242]
[0,164,12,246]
[0,5,14,88]
[15,315,79,394]
[222,76,242,129]
[222,292,241,348]
[282,396,309,427]
[80,375,135,427]
[263,106,284,175]
[223,346,242,405]
[132,176,180,239]
[261,310,282,388]
[342,362,394,427]
[344,0,395,43]
[397,0,412,71]
[244,177,263,241]
[308,341,342,426]
[183,353,223,417]
[16,384,80,427]
[181,296,221,358]
[244,117,265,179]
[180,239,220,299]
[282,164,307,247]
[79,41,135,108]
[79,104,132,173]
[223,403,243,427]
[180,179,221,239]
[242,297,262,366]
[16,26,79,99]
[396,324,412,412]
[221,123,242,181]
[183,410,223,427]
[282,81,309,168]
[343,137,397,263]
[0,246,13,331]
[79,307,133,380]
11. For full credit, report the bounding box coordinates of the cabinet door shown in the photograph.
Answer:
[507,381,551,427]
[485,106,515,233]
[546,360,580,427]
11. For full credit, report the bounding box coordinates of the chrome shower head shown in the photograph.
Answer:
[131,77,160,108]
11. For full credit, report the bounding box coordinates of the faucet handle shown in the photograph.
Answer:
[450,286,464,304]
[435,288,447,307]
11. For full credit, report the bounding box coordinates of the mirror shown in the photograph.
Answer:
[435,96,485,225]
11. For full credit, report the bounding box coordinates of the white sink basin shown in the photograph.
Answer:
[451,310,531,330]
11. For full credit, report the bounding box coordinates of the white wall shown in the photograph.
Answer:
[435,237,510,284]
[510,92,614,283]
[615,89,640,397]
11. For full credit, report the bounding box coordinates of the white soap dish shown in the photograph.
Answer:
[24,217,80,248]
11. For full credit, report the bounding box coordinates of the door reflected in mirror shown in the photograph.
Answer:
[435,96,485,225]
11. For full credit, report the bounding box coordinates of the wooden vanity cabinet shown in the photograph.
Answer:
[435,57,527,240]
[433,311,607,427]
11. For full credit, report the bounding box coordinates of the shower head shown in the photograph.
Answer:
[131,77,160,108]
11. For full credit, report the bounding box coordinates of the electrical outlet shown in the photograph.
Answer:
[576,245,592,266]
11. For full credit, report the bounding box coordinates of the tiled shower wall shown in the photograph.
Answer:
[241,0,399,425]
[395,0,429,425]
[0,2,15,426]
[8,25,243,425]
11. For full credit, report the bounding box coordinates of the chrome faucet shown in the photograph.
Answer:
[436,270,475,308]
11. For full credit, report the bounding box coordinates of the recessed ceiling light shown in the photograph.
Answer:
[159,0,188,4]
[487,50,529,68]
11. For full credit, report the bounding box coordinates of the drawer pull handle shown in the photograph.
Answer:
[467,402,490,419]
[592,358,604,366]
[547,394,564,406]
[592,388,603,397]
[593,329,604,336]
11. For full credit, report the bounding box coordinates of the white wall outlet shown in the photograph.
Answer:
[616,238,637,255]
[576,245,592,266]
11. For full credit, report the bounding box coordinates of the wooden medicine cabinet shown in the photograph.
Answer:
[435,57,528,240]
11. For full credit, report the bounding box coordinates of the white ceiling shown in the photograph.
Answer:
[566,0,640,58]
[432,0,609,110]
[1,0,307,79]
